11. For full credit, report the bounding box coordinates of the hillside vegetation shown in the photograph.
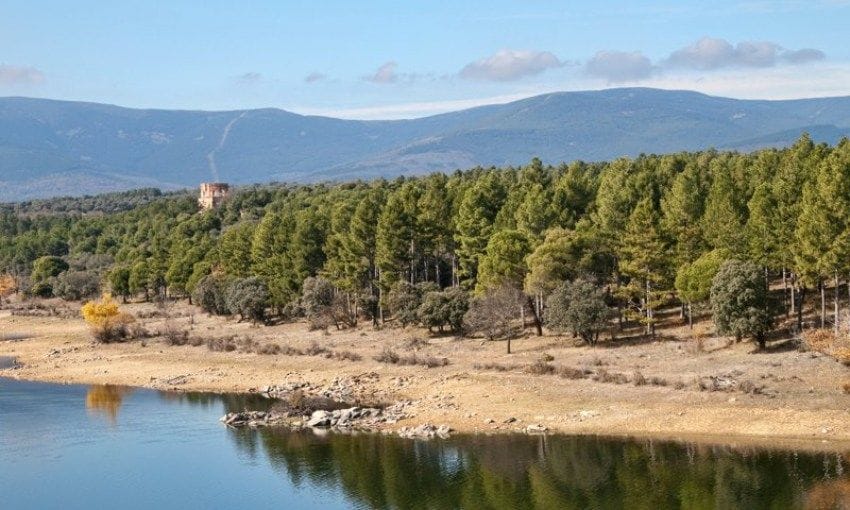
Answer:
[3,134,850,354]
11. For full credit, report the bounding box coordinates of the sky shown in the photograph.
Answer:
[1,0,849,119]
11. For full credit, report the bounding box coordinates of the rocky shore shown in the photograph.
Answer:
[222,375,456,439]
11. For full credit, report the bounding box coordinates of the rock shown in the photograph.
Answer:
[503,417,517,424]
[220,411,271,427]
[307,410,332,428]
[484,418,495,424]
[526,424,548,433]
[397,423,453,440]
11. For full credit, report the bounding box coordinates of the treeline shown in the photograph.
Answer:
[2,134,849,343]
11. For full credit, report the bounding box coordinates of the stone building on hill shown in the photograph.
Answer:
[198,182,230,210]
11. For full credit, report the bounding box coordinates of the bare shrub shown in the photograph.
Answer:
[326,350,362,362]
[256,343,282,355]
[473,362,520,372]
[674,380,686,390]
[303,342,329,356]
[375,348,448,368]
[593,369,630,385]
[801,329,835,353]
[162,325,189,346]
[403,337,430,350]
[526,360,556,375]
[648,376,668,386]
[188,335,205,347]
[632,371,647,386]
[736,379,764,395]
[557,366,591,380]
[843,383,850,395]
[374,347,400,364]
[280,345,305,356]
[207,336,238,352]
[833,347,850,366]
[402,354,449,368]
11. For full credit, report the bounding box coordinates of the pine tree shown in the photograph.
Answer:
[454,173,506,283]
[701,158,747,255]
[618,198,671,336]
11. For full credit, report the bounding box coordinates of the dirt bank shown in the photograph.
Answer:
[3,299,850,451]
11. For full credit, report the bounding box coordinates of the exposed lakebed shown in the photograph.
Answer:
[1,377,849,509]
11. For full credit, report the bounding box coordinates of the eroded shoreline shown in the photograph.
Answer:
[4,306,850,452]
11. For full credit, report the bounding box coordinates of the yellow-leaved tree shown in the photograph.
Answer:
[81,293,134,342]
[0,273,16,300]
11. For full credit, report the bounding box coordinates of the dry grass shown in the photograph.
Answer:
[801,330,850,365]
[374,347,449,368]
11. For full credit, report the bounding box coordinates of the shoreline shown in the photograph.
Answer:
[4,371,850,452]
[4,305,850,452]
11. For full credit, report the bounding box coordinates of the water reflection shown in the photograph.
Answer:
[221,426,850,510]
[12,378,848,509]
[85,385,132,423]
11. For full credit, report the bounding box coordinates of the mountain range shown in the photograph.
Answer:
[2,87,850,201]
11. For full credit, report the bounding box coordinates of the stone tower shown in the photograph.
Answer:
[198,182,230,210]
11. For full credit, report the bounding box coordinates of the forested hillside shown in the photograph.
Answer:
[2,88,850,200]
[2,134,849,344]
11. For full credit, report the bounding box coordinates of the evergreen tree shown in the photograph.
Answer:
[618,198,670,336]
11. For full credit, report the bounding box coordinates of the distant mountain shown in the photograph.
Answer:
[2,87,849,201]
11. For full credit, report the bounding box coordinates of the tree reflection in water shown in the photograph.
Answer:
[85,385,132,423]
[224,427,850,510]
[159,389,850,509]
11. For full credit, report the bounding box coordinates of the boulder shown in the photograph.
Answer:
[307,410,333,428]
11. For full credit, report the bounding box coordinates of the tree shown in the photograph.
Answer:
[661,162,708,268]
[710,260,774,349]
[376,183,420,288]
[191,273,231,315]
[454,173,506,283]
[301,275,346,330]
[219,222,255,277]
[546,277,610,345]
[386,281,438,327]
[251,210,298,310]
[617,198,670,336]
[675,249,727,328]
[418,287,469,333]
[225,277,269,324]
[0,273,16,300]
[701,158,748,255]
[475,230,531,294]
[53,270,101,301]
[795,140,850,332]
[30,255,68,296]
[128,260,151,301]
[108,267,131,303]
[81,293,135,343]
[463,284,524,352]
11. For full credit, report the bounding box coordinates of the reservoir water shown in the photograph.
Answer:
[1,377,848,509]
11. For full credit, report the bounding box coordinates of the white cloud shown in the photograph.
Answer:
[664,37,825,70]
[364,61,399,84]
[459,49,564,81]
[585,51,655,83]
[781,48,826,64]
[0,65,45,87]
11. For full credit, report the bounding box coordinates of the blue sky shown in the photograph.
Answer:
[1,0,849,118]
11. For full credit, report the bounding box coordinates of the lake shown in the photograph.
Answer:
[1,377,848,509]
